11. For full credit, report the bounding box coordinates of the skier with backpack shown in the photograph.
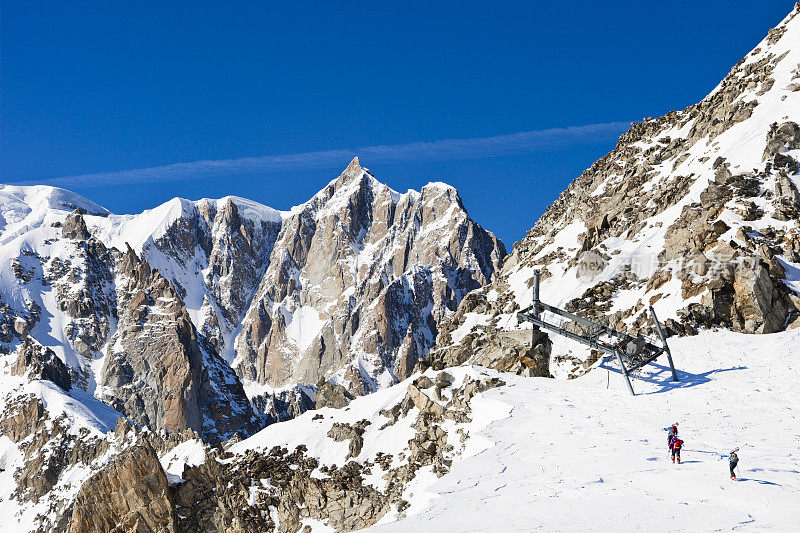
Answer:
[729,449,739,480]
[670,435,684,464]
[667,422,678,441]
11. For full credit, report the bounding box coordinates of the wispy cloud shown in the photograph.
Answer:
[11,121,630,188]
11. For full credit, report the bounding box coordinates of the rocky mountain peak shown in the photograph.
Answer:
[230,161,505,394]
[61,209,91,240]
[0,158,504,448]
[342,155,364,179]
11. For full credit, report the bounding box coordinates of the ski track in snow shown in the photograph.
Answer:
[367,328,800,532]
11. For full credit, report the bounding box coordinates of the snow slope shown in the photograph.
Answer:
[0,185,109,244]
[431,4,800,388]
[368,328,800,532]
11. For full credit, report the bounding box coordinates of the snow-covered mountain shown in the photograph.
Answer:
[231,158,504,394]
[1,159,504,424]
[431,3,800,377]
[0,162,504,530]
[3,3,800,532]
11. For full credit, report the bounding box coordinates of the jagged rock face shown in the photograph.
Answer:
[0,159,502,450]
[233,158,506,391]
[69,369,505,533]
[432,4,800,374]
[140,197,283,355]
[315,379,356,409]
[431,326,551,378]
[68,443,177,533]
[100,246,261,443]
[0,393,114,531]
[250,385,316,425]
[170,446,390,533]
[0,376,209,532]
[11,341,72,391]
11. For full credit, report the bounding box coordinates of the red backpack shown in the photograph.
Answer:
[672,438,683,450]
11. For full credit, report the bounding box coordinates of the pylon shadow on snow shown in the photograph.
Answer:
[597,359,746,395]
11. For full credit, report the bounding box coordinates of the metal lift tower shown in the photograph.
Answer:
[518,270,679,396]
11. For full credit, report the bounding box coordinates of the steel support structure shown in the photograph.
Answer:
[518,270,679,395]
[649,306,679,382]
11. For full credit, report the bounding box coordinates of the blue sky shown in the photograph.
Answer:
[1,1,793,245]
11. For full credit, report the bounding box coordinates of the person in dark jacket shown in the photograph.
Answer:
[667,424,678,456]
[729,450,739,480]
[671,437,684,464]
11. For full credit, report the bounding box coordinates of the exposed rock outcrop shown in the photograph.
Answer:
[68,443,177,533]
[315,379,356,409]
[61,209,91,240]
[48,370,505,533]
[11,341,72,391]
[430,328,551,377]
[169,370,504,532]
[232,158,506,391]
[99,246,262,443]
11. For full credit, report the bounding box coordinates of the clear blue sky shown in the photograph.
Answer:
[1,1,793,245]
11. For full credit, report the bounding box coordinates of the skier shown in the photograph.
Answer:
[729,450,739,480]
[667,423,678,444]
[667,423,678,456]
[671,436,684,464]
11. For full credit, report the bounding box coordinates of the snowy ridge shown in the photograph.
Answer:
[435,3,800,372]
[0,184,108,244]
[88,195,286,253]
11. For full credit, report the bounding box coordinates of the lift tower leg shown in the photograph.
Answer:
[649,306,679,382]
[614,348,636,396]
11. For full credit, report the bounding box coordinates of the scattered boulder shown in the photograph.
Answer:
[13,317,28,337]
[327,419,371,459]
[775,170,800,205]
[406,383,445,417]
[413,375,435,389]
[763,121,800,161]
[435,371,455,388]
[315,379,355,409]
[732,263,791,333]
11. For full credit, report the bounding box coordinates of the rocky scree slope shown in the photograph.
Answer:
[432,3,800,378]
[1,362,504,532]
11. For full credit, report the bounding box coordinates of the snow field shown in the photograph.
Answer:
[367,328,800,532]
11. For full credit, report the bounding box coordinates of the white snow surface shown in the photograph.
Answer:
[0,184,109,244]
[221,328,800,532]
[364,328,800,532]
[159,438,207,482]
